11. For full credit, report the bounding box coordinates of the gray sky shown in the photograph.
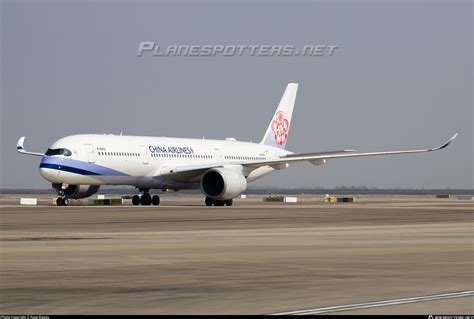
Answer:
[1,0,472,189]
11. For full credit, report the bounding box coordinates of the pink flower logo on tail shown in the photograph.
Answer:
[271,111,289,146]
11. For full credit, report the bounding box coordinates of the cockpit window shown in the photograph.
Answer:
[45,148,72,156]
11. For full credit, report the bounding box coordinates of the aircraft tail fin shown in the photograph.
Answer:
[260,83,298,149]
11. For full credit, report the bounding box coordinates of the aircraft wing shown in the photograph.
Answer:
[157,150,359,179]
[156,164,222,181]
[16,137,44,156]
[280,150,358,159]
[244,133,458,169]
[157,133,457,180]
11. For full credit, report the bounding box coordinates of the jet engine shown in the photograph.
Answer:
[52,183,100,199]
[200,168,247,200]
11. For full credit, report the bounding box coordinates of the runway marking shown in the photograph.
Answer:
[0,236,109,241]
[270,290,474,315]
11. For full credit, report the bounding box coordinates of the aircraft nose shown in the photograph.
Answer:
[39,166,53,180]
[39,157,61,182]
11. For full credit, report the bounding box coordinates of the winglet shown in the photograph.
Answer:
[16,136,44,156]
[16,136,26,153]
[430,133,458,151]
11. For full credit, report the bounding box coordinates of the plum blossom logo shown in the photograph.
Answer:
[271,111,289,146]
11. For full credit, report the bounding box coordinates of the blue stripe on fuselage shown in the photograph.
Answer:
[39,156,128,176]
[40,163,102,176]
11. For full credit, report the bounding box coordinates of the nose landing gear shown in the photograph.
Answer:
[56,197,70,206]
[54,184,70,206]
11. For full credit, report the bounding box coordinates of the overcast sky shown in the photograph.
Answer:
[1,0,472,189]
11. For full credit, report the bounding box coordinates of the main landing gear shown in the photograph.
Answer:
[205,197,233,207]
[132,189,160,206]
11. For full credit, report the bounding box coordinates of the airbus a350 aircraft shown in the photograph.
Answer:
[17,83,457,206]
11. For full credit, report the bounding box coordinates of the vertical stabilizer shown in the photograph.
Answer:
[260,83,298,149]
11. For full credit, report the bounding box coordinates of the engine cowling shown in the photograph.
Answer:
[53,183,100,199]
[201,168,247,200]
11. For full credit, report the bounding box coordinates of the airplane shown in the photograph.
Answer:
[16,83,458,206]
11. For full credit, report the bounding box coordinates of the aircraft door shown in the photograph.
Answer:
[84,144,95,163]
[214,148,223,162]
[140,145,149,164]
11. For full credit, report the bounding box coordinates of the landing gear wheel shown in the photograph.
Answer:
[56,197,62,206]
[205,197,213,206]
[214,200,225,207]
[152,195,160,206]
[225,199,233,206]
[61,198,70,206]
[132,195,140,206]
[140,193,152,205]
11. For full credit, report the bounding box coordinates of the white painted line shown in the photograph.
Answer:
[270,290,474,315]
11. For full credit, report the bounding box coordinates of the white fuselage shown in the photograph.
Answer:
[39,134,290,190]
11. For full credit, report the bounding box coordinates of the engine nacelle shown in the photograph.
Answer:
[201,168,247,200]
[309,159,326,166]
[52,183,100,199]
